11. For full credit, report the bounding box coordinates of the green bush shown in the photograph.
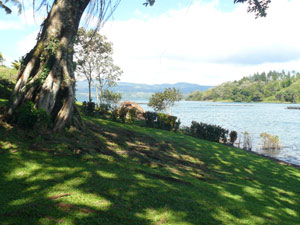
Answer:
[127,108,137,124]
[36,109,52,128]
[118,107,127,123]
[229,131,238,145]
[157,113,179,131]
[143,111,180,132]
[95,103,111,116]
[157,113,168,130]
[82,101,95,115]
[186,121,228,143]
[16,102,51,129]
[116,107,137,124]
[0,79,14,99]
[143,111,158,127]
[111,109,118,122]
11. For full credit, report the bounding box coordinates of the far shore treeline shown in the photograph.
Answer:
[186,71,300,103]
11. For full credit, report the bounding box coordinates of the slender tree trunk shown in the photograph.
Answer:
[7,0,90,131]
[99,80,103,105]
[88,79,92,103]
[95,82,100,106]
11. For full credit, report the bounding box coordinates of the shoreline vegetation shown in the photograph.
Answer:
[186,99,294,104]
[186,70,300,103]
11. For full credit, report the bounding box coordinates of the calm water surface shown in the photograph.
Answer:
[140,101,300,166]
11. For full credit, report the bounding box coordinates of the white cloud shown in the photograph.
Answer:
[20,8,45,26]
[0,21,22,30]
[101,0,300,85]
[17,30,39,56]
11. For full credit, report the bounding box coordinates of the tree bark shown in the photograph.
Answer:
[88,79,92,103]
[95,82,100,106]
[99,79,104,105]
[7,0,90,131]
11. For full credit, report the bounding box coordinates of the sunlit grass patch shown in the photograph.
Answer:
[0,115,300,224]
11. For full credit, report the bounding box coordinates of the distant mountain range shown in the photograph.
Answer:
[76,81,213,101]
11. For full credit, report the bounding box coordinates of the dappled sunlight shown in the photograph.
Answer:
[283,208,298,217]
[0,116,300,224]
[242,186,264,197]
[96,170,118,179]
[136,207,189,225]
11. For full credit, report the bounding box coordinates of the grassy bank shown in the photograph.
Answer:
[0,66,17,81]
[0,114,300,224]
[0,66,17,100]
[1,67,300,224]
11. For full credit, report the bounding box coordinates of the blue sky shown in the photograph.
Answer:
[113,0,237,20]
[1,0,300,85]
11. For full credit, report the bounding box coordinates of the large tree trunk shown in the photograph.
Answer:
[7,0,90,131]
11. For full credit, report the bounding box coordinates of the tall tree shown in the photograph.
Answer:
[5,0,120,131]
[102,89,121,109]
[74,28,113,103]
[95,55,122,106]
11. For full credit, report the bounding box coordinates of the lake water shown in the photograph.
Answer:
[138,101,300,166]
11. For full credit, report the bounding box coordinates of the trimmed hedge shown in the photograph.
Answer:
[183,121,229,143]
[143,111,180,132]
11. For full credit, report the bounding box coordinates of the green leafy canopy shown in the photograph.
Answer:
[148,87,183,114]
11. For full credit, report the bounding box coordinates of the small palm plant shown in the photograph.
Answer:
[11,59,21,70]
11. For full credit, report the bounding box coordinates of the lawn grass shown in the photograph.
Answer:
[0,66,17,100]
[0,113,300,225]
[0,66,17,82]
[0,71,299,224]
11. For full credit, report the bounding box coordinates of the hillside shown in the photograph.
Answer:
[1,112,300,224]
[0,66,17,99]
[186,71,300,103]
[76,80,212,101]
[0,66,17,81]
[0,67,213,101]
[1,67,300,224]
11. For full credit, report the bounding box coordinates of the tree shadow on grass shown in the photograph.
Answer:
[0,118,300,224]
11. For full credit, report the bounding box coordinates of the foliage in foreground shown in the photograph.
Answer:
[14,101,52,129]
[0,114,300,225]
